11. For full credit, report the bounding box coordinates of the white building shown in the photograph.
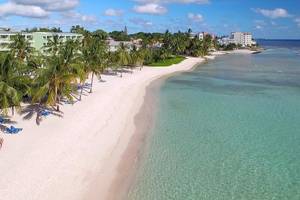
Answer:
[0,28,82,52]
[190,32,215,40]
[106,37,142,52]
[231,32,255,47]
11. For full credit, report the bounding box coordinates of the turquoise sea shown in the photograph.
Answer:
[128,41,300,200]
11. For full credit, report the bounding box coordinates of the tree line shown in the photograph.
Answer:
[0,26,216,120]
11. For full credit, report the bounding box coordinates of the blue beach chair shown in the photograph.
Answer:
[6,126,23,134]
[40,110,51,117]
[0,117,4,124]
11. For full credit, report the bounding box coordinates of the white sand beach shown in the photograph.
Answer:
[0,57,204,200]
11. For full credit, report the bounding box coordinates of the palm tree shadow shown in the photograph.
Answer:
[98,76,106,83]
[0,116,18,132]
[102,69,118,76]
[21,104,63,125]
[0,116,17,125]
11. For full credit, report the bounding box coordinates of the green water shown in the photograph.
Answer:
[128,47,300,200]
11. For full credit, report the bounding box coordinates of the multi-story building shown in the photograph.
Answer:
[0,28,82,53]
[231,32,255,47]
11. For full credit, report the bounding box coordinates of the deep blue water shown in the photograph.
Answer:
[257,39,300,50]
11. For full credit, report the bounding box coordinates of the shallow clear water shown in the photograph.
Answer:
[128,45,300,200]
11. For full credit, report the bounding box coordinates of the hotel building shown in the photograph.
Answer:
[0,28,82,53]
[231,32,255,46]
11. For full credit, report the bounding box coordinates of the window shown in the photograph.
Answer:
[0,35,8,39]
[43,36,46,39]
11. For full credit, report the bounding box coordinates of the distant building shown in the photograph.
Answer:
[124,26,128,35]
[231,32,255,46]
[106,37,142,52]
[218,37,234,46]
[190,32,215,40]
[0,29,82,53]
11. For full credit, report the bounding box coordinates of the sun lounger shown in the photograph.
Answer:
[40,110,51,117]
[5,126,23,134]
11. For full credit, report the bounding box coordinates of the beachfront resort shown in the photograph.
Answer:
[3,2,300,200]
[1,0,299,199]
[0,25,259,198]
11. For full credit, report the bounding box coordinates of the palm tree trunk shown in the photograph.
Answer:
[54,86,60,111]
[79,82,84,101]
[90,72,94,93]
[120,67,123,78]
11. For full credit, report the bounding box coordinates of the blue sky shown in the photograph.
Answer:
[0,0,299,39]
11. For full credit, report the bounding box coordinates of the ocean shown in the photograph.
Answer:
[128,40,300,200]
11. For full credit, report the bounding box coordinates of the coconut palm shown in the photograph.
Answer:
[116,42,130,77]
[80,35,107,93]
[31,40,80,111]
[130,45,145,70]
[44,34,63,55]
[9,33,33,61]
[0,54,22,115]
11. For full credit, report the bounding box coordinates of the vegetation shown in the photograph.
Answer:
[109,31,130,41]
[148,56,185,67]
[0,27,216,120]
[23,27,62,33]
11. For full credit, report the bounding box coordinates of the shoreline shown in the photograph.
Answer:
[107,49,258,200]
[0,56,205,200]
[0,50,255,200]
[106,57,206,200]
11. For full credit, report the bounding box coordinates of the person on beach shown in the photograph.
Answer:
[0,137,3,150]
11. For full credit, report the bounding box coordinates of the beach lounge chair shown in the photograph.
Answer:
[40,110,51,117]
[5,126,23,134]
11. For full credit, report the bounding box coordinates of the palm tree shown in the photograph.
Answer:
[44,35,63,55]
[9,33,32,61]
[130,46,145,70]
[0,54,22,115]
[116,43,130,77]
[81,35,107,93]
[31,40,80,111]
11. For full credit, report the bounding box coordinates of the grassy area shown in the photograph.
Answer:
[148,56,186,67]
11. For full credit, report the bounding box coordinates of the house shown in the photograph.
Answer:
[106,37,142,52]
[190,32,216,40]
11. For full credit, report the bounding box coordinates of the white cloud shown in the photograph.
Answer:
[0,2,48,18]
[188,13,204,22]
[254,8,290,19]
[62,11,97,23]
[130,18,153,27]
[133,0,208,16]
[255,25,262,29]
[134,0,209,4]
[133,3,167,15]
[104,8,123,16]
[12,0,79,11]
[295,18,300,27]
